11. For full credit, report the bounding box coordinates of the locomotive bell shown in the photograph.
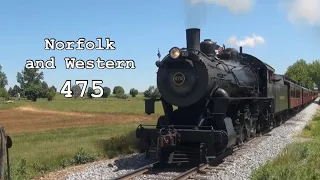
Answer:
[200,39,216,57]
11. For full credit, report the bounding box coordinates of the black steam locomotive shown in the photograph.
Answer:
[136,28,317,165]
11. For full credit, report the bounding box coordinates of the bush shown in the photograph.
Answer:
[47,96,53,101]
[73,148,96,165]
[102,130,137,158]
[25,85,42,102]
[16,158,28,180]
[71,85,82,99]
[87,87,95,98]
[144,86,160,99]
[129,88,138,97]
[113,86,125,95]
[46,88,56,101]
[59,148,96,168]
[32,159,50,175]
[115,93,128,99]
[0,88,9,100]
[102,87,111,98]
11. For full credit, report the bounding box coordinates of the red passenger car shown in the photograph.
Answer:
[284,78,302,109]
[302,87,307,105]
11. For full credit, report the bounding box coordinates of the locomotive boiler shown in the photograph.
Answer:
[136,28,272,164]
[157,29,259,109]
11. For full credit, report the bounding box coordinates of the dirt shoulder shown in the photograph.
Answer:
[0,106,156,134]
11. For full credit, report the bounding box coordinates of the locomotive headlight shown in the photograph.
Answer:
[169,47,181,59]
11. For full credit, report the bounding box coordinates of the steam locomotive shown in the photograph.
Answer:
[136,28,318,165]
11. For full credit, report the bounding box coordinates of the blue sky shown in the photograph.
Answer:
[1,0,320,93]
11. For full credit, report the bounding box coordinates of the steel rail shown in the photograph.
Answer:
[113,161,160,180]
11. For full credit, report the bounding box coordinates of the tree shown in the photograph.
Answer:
[40,81,49,98]
[0,65,8,88]
[8,87,13,97]
[24,84,42,101]
[49,86,57,97]
[285,59,314,88]
[16,67,44,101]
[17,68,44,89]
[102,87,111,98]
[129,88,138,97]
[71,85,81,99]
[0,88,9,100]
[12,85,21,97]
[144,86,161,99]
[113,86,125,95]
[46,88,56,101]
[308,60,320,89]
[50,85,57,93]
[87,87,95,98]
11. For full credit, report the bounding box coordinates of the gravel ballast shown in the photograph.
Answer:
[57,100,319,180]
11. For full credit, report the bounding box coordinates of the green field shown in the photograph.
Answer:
[251,110,320,180]
[9,124,148,180]
[0,93,164,115]
[0,93,160,179]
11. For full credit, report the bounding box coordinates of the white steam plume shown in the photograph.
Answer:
[226,34,265,48]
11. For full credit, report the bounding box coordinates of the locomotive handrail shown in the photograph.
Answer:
[181,48,227,64]
[143,98,161,101]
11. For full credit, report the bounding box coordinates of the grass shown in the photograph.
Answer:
[251,109,320,180]
[0,101,25,110]
[0,93,164,115]
[7,122,155,180]
[0,93,161,179]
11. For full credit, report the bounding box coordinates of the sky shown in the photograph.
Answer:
[1,0,320,93]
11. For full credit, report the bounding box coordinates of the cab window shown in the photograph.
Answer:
[268,70,274,83]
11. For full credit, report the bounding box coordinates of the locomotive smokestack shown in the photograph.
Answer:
[186,28,200,51]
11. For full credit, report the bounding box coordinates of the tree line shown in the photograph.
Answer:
[1,58,314,102]
[284,59,320,89]
[0,67,57,101]
[70,84,160,100]
[0,65,161,101]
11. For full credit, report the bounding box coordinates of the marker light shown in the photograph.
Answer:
[169,47,181,59]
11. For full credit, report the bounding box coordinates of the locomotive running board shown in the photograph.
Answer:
[211,97,273,101]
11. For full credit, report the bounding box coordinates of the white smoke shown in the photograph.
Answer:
[281,0,320,26]
[187,0,255,14]
[183,0,255,28]
[226,34,265,48]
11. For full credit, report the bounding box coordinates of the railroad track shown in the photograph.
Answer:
[112,161,160,180]
[170,137,263,180]
[171,163,208,180]
[112,111,299,180]
[112,140,254,180]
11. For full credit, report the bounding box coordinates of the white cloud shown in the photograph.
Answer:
[226,34,265,48]
[282,0,320,26]
[187,0,255,14]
